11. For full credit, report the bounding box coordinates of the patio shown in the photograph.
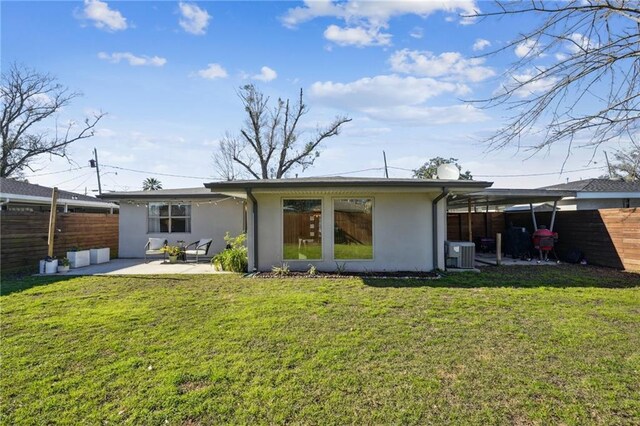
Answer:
[44,259,228,275]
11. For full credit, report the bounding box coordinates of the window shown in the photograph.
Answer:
[283,199,322,260]
[148,202,191,233]
[334,198,373,259]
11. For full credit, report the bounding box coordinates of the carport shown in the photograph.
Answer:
[447,188,575,265]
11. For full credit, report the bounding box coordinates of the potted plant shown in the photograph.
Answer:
[67,246,91,268]
[44,256,58,274]
[163,245,182,264]
[57,257,70,273]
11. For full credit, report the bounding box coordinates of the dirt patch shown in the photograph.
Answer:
[178,380,209,394]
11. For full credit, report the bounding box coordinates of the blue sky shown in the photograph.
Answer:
[2,0,619,193]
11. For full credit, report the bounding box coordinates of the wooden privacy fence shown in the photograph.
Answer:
[447,208,640,271]
[1,211,118,272]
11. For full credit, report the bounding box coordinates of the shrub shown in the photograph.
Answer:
[272,263,290,276]
[212,233,248,273]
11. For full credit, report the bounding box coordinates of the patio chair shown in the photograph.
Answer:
[145,238,167,263]
[184,238,213,263]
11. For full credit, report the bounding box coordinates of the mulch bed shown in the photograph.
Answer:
[248,271,441,280]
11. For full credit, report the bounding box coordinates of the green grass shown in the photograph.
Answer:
[283,243,322,260]
[334,243,373,259]
[282,243,372,260]
[2,266,639,425]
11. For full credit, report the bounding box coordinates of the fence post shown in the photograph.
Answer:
[47,187,59,257]
[496,233,502,266]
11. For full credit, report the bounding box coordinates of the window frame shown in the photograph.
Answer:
[281,197,324,262]
[332,197,375,262]
[147,202,192,234]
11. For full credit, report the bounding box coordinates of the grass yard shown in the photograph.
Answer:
[2,266,639,425]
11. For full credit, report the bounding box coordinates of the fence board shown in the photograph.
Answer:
[1,212,118,273]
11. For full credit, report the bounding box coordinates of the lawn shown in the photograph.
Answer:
[282,243,372,260]
[2,266,639,425]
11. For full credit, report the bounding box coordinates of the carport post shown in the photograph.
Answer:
[467,198,472,242]
[530,203,538,230]
[496,233,502,266]
[549,200,558,232]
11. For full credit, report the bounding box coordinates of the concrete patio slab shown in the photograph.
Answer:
[46,259,231,275]
[475,252,561,267]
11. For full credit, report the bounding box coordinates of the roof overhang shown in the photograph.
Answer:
[205,178,492,197]
[98,192,231,201]
[0,193,119,209]
[448,188,576,209]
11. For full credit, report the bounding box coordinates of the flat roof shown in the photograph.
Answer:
[448,188,576,208]
[98,187,231,200]
[205,177,492,192]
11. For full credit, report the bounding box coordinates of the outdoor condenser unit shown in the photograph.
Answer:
[445,241,475,269]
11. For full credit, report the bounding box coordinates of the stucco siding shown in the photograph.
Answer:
[118,199,244,258]
[249,191,438,272]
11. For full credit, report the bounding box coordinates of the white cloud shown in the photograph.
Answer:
[252,66,278,82]
[81,0,127,31]
[555,52,569,61]
[409,27,423,39]
[566,32,597,54]
[98,52,167,67]
[499,70,559,98]
[196,63,228,79]
[472,38,491,51]
[324,24,391,47]
[310,74,464,110]
[389,49,495,83]
[363,104,489,125]
[281,0,479,46]
[178,2,211,35]
[515,39,539,58]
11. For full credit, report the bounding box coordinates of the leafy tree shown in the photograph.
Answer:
[213,85,351,180]
[1,63,104,178]
[142,177,162,191]
[413,157,473,180]
[472,2,640,153]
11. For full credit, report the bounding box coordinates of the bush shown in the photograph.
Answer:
[212,233,248,273]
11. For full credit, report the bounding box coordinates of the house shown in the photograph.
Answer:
[205,177,491,272]
[0,177,118,213]
[543,178,640,210]
[98,187,245,258]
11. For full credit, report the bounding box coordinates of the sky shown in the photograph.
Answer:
[2,0,627,194]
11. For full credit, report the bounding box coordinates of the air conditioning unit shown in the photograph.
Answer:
[445,241,475,269]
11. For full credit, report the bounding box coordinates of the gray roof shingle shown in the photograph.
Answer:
[543,178,640,192]
[0,177,114,204]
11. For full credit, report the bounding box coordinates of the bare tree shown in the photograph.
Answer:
[213,84,351,180]
[1,63,104,178]
[472,1,640,155]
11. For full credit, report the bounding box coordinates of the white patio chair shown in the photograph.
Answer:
[145,238,167,263]
[184,238,213,263]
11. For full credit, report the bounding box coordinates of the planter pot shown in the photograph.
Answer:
[39,260,46,274]
[45,259,58,274]
[67,250,90,268]
[168,255,178,264]
[90,248,110,264]
[57,265,70,273]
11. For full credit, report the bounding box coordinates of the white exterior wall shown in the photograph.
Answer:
[118,199,245,258]
[247,191,443,272]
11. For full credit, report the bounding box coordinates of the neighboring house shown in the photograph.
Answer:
[0,177,118,213]
[98,187,245,258]
[543,178,640,210]
[205,177,491,272]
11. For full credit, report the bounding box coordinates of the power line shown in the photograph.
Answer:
[312,167,386,177]
[53,171,94,187]
[101,164,215,180]
[23,166,89,178]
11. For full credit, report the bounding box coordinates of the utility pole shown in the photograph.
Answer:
[90,147,102,195]
[382,151,389,178]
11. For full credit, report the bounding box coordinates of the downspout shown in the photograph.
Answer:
[246,188,259,272]
[432,187,449,271]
